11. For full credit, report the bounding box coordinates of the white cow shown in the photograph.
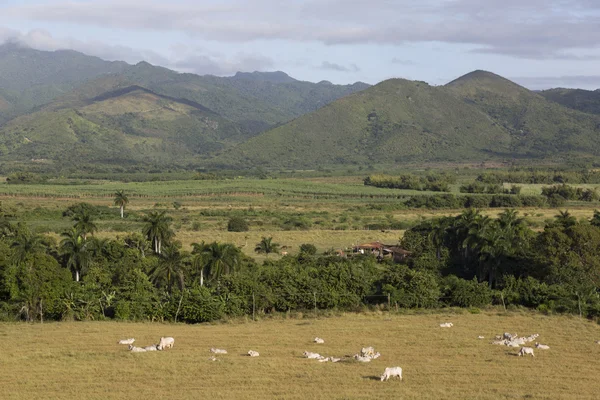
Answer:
[380,367,403,382]
[314,337,325,344]
[360,347,376,357]
[128,345,147,353]
[248,350,259,357]
[330,357,341,363]
[118,338,135,345]
[208,356,218,362]
[354,354,372,362]
[518,347,535,357]
[144,345,158,351]
[157,337,175,350]
[478,336,485,339]
[303,351,322,359]
[440,322,453,328]
[506,341,522,348]
[535,343,550,350]
[210,348,228,354]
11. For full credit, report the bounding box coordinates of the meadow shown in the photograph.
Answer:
[1,311,599,399]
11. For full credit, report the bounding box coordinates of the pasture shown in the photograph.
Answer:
[1,312,599,399]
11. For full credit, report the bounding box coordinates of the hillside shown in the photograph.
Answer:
[445,71,600,159]
[217,78,512,168]
[216,71,600,169]
[0,85,242,168]
[539,88,600,115]
[0,43,128,118]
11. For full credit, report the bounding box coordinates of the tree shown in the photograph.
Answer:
[590,210,600,227]
[254,236,280,256]
[428,218,450,260]
[191,241,242,286]
[149,243,187,294]
[227,216,249,232]
[60,228,90,282]
[114,190,129,219]
[141,211,173,254]
[71,209,97,240]
[554,210,577,229]
[11,229,45,266]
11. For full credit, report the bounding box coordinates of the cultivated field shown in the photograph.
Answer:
[1,312,599,399]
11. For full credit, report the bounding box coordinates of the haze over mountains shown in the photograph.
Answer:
[0,43,599,172]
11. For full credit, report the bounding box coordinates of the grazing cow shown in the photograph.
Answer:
[303,351,322,359]
[503,332,516,340]
[144,345,158,351]
[157,337,175,350]
[380,367,403,382]
[128,345,147,353]
[118,338,135,345]
[354,354,372,362]
[478,336,485,339]
[507,341,522,348]
[518,347,535,357]
[440,323,453,328]
[248,350,259,357]
[210,348,228,354]
[314,337,325,344]
[535,343,550,350]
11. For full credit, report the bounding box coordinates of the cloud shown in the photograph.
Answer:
[512,75,600,90]
[173,52,274,75]
[3,0,600,59]
[0,27,169,65]
[318,61,360,72]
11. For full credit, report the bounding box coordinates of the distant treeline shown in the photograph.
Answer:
[477,170,600,184]
[405,194,546,209]
[364,173,456,192]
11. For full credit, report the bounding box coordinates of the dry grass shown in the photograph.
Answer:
[1,312,599,399]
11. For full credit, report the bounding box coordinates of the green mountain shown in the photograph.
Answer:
[216,78,512,168]
[539,88,600,116]
[0,85,242,168]
[445,70,600,159]
[217,71,600,168]
[0,43,128,121]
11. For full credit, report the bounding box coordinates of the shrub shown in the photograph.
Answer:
[299,243,317,256]
[227,216,249,232]
[441,276,493,308]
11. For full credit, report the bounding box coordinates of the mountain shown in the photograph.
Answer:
[0,85,242,168]
[539,88,600,116]
[445,70,600,159]
[0,43,128,120]
[216,78,512,168]
[216,71,600,168]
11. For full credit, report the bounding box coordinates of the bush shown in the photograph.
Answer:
[441,276,493,308]
[299,243,317,256]
[227,216,249,232]
[380,265,440,308]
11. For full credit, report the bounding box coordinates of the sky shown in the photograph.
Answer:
[0,0,599,89]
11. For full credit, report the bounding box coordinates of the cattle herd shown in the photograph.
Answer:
[116,322,598,384]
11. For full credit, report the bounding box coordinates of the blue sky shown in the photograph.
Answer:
[1,0,599,89]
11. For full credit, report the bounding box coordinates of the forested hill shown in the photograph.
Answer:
[539,87,600,116]
[216,71,600,169]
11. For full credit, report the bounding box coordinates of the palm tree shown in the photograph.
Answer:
[114,190,129,219]
[71,209,97,240]
[141,211,173,254]
[191,241,242,286]
[60,228,90,282]
[428,218,449,260]
[254,236,280,256]
[555,210,577,229]
[88,237,110,258]
[11,230,45,265]
[150,243,187,294]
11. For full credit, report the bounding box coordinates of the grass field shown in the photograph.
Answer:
[1,312,599,399]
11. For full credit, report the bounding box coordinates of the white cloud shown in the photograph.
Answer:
[2,0,600,59]
[318,61,360,72]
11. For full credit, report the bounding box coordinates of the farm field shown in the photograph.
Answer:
[1,312,599,399]
[1,176,600,259]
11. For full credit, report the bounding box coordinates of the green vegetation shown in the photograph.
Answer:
[540,87,600,115]
[364,173,456,192]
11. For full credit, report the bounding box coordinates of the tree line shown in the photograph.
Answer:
[0,193,599,323]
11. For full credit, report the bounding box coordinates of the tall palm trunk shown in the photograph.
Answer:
[120,206,124,219]
[75,269,80,282]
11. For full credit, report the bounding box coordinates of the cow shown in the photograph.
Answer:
[157,337,175,350]
[118,338,135,345]
[518,347,535,357]
[380,367,403,382]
